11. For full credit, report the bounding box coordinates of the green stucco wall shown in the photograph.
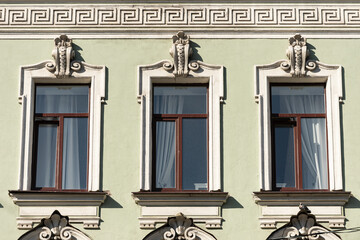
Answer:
[0,38,359,239]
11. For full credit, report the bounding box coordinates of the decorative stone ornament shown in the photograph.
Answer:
[18,211,91,240]
[46,35,82,77]
[267,205,342,240]
[163,31,199,76]
[280,33,317,77]
[143,213,217,240]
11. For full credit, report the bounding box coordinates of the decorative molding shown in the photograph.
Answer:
[46,35,82,78]
[3,4,360,38]
[253,191,351,229]
[132,192,228,229]
[143,213,217,240]
[18,55,105,191]
[9,191,108,229]
[164,31,200,77]
[255,51,343,192]
[280,33,317,77]
[18,210,92,240]
[267,205,342,240]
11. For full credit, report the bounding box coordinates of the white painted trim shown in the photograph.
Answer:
[132,192,228,229]
[137,61,224,191]
[18,61,105,191]
[254,60,343,191]
[3,4,360,38]
[9,191,107,229]
[253,191,351,229]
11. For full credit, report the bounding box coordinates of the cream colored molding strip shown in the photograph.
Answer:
[3,4,360,38]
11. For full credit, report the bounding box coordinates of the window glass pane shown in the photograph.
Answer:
[271,86,325,114]
[62,118,88,190]
[301,118,328,189]
[274,126,295,188]
[35,124,57,188]
[36,86,89,113]
[154,86,207,114]
[155,121,176,188]
[182,118,208,190]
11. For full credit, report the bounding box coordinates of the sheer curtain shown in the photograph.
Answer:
[275,90,328,189]
[301,118,328,189]
[36,86,88,189]
[35,125,57,188]
[62,118,87,189]
[154,95,184,188]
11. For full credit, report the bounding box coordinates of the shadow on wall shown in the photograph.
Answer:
[0,203,3,208]
[340,67,346,188]
[222,196,243,209]
[190,41,203,62]
[345,196,360,209]
[72,43,85,62]
[101,196,123,208]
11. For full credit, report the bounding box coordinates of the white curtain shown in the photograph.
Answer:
[301,118,328,189]
[62,118,88,189]
[278,95,324,114]
[36,87,88,189]
[35,125,57,188]
[276,91,328,189]
[154,95,184,188]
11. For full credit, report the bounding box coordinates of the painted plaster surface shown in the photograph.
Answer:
[0,39,359,239]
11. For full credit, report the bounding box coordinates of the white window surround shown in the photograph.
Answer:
[137,60,224,192]
[18,210,93,240]
[255,61,343,191]
[254,59,351,229]
[135,58,227,229]
[11,57,106,229]
[18,61,105,191]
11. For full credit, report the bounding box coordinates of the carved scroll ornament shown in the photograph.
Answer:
[19,211,91,240]
[46,35,82,78]
[143,213,217,240]
[267,204,342,240]
[281,33,317,77]
[163,31,199,77]
[163,213,197,240]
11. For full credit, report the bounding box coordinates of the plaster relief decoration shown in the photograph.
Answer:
[46,35,82,78]
[163,31,199,77]
[18,211,91,240]
[4,4,360,38]
[280,33,317,77]
[267,204,341,240]
[143,213,217,240]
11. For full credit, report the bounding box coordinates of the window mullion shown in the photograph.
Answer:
[296,115,303,190]
[57,116,64,190]
[177,116,182,191]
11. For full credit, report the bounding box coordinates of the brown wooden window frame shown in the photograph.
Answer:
[152,84,209,192]
[31,84,90,192]
[270,83,330,191]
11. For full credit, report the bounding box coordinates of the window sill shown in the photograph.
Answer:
[132,191,229,229]
[8,190,108,229]
[253,191,352,229]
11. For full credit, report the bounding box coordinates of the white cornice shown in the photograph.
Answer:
[3,4,360,38]
[9,191,108,229]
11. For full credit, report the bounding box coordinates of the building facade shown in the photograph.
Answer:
[0,1,359,239]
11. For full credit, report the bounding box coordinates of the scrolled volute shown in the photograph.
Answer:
[46,35,83,78]
[281,33,318,77]
[164,31,201,77]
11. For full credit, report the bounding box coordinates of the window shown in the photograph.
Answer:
[12,38,107,229]
[153,86,208,191]
[271,85,328,191]
[253,36,350,229]
[33,85,89,190]
[134,46,227,229]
